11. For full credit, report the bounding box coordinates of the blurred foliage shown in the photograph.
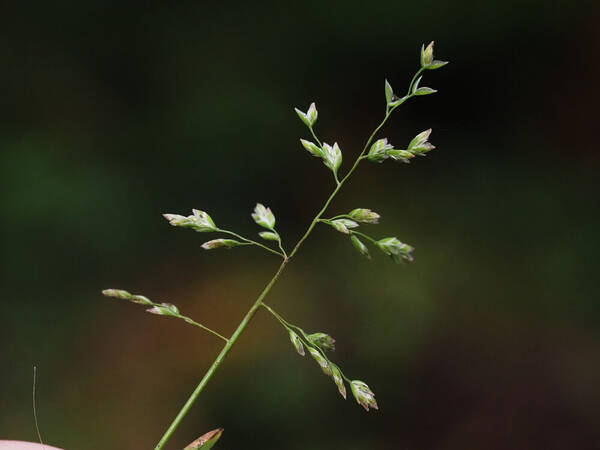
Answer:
[1,1,599,449]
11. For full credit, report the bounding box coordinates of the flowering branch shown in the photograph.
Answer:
[102,41,449,450]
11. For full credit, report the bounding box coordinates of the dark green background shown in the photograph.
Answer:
[2,1,599,449]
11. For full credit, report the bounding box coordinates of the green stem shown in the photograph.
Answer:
[154,88,404,450]
[217,229,284,258]
[349,230,378,245]
[261,303,311,343]
[260,303,292,329]
[309,126,322,147]
[180,316,229,342]
[274,231,288,258]
[262,304,311,346]
[147,301,229,342]
[329,214,352,220]
[407,67,425,96]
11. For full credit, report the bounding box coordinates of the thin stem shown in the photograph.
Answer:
[262,304,314,350]
[32,366,44,447]
[217,229,284,258]
[350,230,378,245]
[147,302,229,342]
[261,303,292,329]
[262,304,310,344]
[407,67,425,96]
[309,126,322,147]
[329,214,351,220]
[274,232,288,258]
[332,361,352,383]
[180,316,229,342]
[155,81,407,450]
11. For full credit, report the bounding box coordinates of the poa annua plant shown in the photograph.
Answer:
[103,42,448,449]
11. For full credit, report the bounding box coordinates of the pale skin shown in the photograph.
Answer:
[0,442,62,450]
